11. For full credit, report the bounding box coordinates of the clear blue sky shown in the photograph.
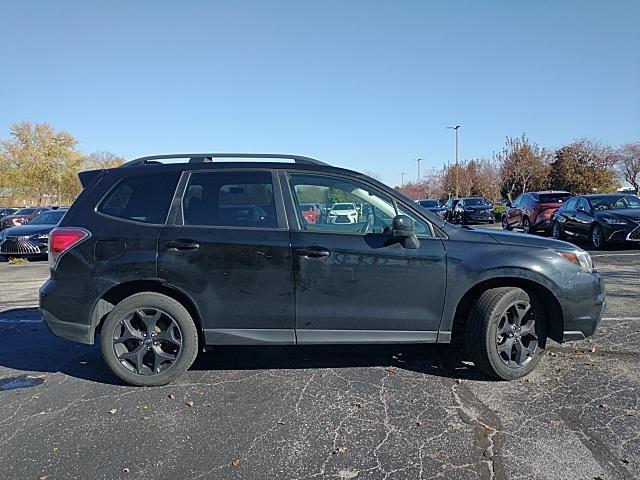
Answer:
[1,0,638,186]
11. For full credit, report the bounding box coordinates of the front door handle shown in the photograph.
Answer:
[166,240,200,252]
[296,247,330,258]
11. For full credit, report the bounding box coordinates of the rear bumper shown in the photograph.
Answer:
[41,309,93,344]
[39,278,96,345]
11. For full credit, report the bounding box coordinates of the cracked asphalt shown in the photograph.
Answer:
[0,246,638,480]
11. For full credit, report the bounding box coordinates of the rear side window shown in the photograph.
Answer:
[183,171,277,228]
[98,172,180,224]
[539,193,571,203]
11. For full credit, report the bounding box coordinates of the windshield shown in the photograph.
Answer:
[464,198,489,206]
[28,211,66,225]
[419,200,440,208]
[592,195,640,211]
[15,208,36,215]
[539,193,571,203]
[333,203,355,210]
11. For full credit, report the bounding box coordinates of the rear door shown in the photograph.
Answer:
[575,197,594,237]
[157,169,295,345]
[283,170,447,343]
[507,195,523,227]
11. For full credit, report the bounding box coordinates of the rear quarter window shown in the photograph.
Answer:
[97,172,181,224]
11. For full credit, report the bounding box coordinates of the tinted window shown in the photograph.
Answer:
[288,173,430,236]
[98,172,180,224]
[563,198,578,210]
[577,198,590,212]
[15,208,36,215]
[463,197,488,206]
[539,193,571,203]
[512,195,523,207]
[28,210,66,225]
[183,171,277,228]
[591,195,640,211]
[419,200,439,208]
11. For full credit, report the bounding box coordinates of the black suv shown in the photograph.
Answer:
[40,154,605,386]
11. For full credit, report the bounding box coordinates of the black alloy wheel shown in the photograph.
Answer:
[591,224,605,249]
[522,217,531,234]
[552,221,563,240]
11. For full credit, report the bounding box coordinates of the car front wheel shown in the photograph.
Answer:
[552,221,564,240]
[100,292,199,386]
[501,215,512,230]
[522,216,532,234]
[467,287,545,380]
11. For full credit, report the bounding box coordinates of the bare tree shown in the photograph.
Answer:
[612,142,640,194]
[495,134,550,201]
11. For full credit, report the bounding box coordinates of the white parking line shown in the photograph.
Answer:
[592,252,640,257]
[602,317,640,321]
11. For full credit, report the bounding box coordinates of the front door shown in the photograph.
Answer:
[157,169,295,345]
[283,171,447,344]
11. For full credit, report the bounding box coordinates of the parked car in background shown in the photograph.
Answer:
[0,207,50,230]
[503,191,571,234]
[40,153,605,387]
[328,202,359,224]
[552,194,640,248]
[299,203,321,224]
[0,209,67,258]
[454,197,495,224]
[443,198,459,221]
[0,208,18,221]
[417,199,446,218]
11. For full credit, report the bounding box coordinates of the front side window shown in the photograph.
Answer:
[288,173,430,235]
[563,198,578,211]
[98,172,181,224]
[183,171,277,228]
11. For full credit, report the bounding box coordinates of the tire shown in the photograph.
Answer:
[552,221,564,240]
[467,287,545,380]
[100,292,199,386]
[522,216,532,234]
[501,215,512,231]
[591,224,606,249]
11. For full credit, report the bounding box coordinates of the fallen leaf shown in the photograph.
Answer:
[332,446,348,454]
[277,421,285,425]
[415,421,423,427]
[38,476,48,480]
[351,402,363,409]
[621,458,629,464]
[385,367,397,375]
[123,467,130,474]
[455,378,462,384]
[590,346,596,353]
[167,394,175,400]
[626,410,637,416]
[185,401,194,408]
[108,409,117,415]
[598,404,608,410]
[231,459,241,467]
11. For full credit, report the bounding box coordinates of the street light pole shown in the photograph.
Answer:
[51,136,64,206]
[401,172,406,186]
[446,126,461,197]
[416,158,423,180]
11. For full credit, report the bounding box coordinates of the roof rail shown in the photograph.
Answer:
[120,153,328,168]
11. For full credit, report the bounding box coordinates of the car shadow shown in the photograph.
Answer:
[0,309,491,385]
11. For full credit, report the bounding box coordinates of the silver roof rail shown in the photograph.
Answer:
[121,153,328,168]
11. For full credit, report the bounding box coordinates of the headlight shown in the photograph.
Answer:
[601,217,627,225]
[556,249,593,273]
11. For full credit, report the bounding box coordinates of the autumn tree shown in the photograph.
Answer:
[550,139,618,194]
[87,151,126,170]
[611,142,640,194]
[495,134,550,201]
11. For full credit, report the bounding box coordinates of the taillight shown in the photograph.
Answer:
[48,227,90,270]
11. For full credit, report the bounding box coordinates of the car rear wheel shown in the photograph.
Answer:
[467,287,545,380]
[591,224,606,249]
[552,221,564,240]
[100,292,199,386]
[501,215,512,230]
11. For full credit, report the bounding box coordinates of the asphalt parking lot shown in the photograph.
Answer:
[0,242,638,480]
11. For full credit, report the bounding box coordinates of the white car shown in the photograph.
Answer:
[328,203,359,224]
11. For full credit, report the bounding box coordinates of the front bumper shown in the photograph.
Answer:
[557,269,605,342]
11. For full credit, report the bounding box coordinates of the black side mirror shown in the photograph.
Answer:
[576,205,585,212]
[392,215,420,249]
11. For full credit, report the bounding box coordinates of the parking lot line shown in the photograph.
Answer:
[591,252,640,257]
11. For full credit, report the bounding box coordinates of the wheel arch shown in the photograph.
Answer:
[449,276,564,345]
[90,280,205,349]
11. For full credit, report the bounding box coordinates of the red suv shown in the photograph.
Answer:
[502,191,571,234]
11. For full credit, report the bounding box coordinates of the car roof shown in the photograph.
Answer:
[531,190,571,195]
[581,194,627,199]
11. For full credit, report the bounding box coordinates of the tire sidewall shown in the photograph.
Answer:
[100,293,199,387]
[482,289,545,380]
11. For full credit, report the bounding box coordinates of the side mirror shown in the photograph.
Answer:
[506,202,512,208]
[576,205,585,212]
[392,215,420,249]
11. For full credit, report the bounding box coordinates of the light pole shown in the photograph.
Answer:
[416,158,423,180]
[401,172,406,186]
[446,125,461,197]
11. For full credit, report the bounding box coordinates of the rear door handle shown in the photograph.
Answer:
[166,240,200,252]
[296,247,330,258]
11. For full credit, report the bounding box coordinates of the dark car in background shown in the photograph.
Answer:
[0,207,50,230]
[453,197,495,224]
[0,209,68,258]
[0,208,18,220]
[416,199,446,218]
[502,191,571,234]
[552,194,640,249]
[443,198,459,221]
[39,153,604,387]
